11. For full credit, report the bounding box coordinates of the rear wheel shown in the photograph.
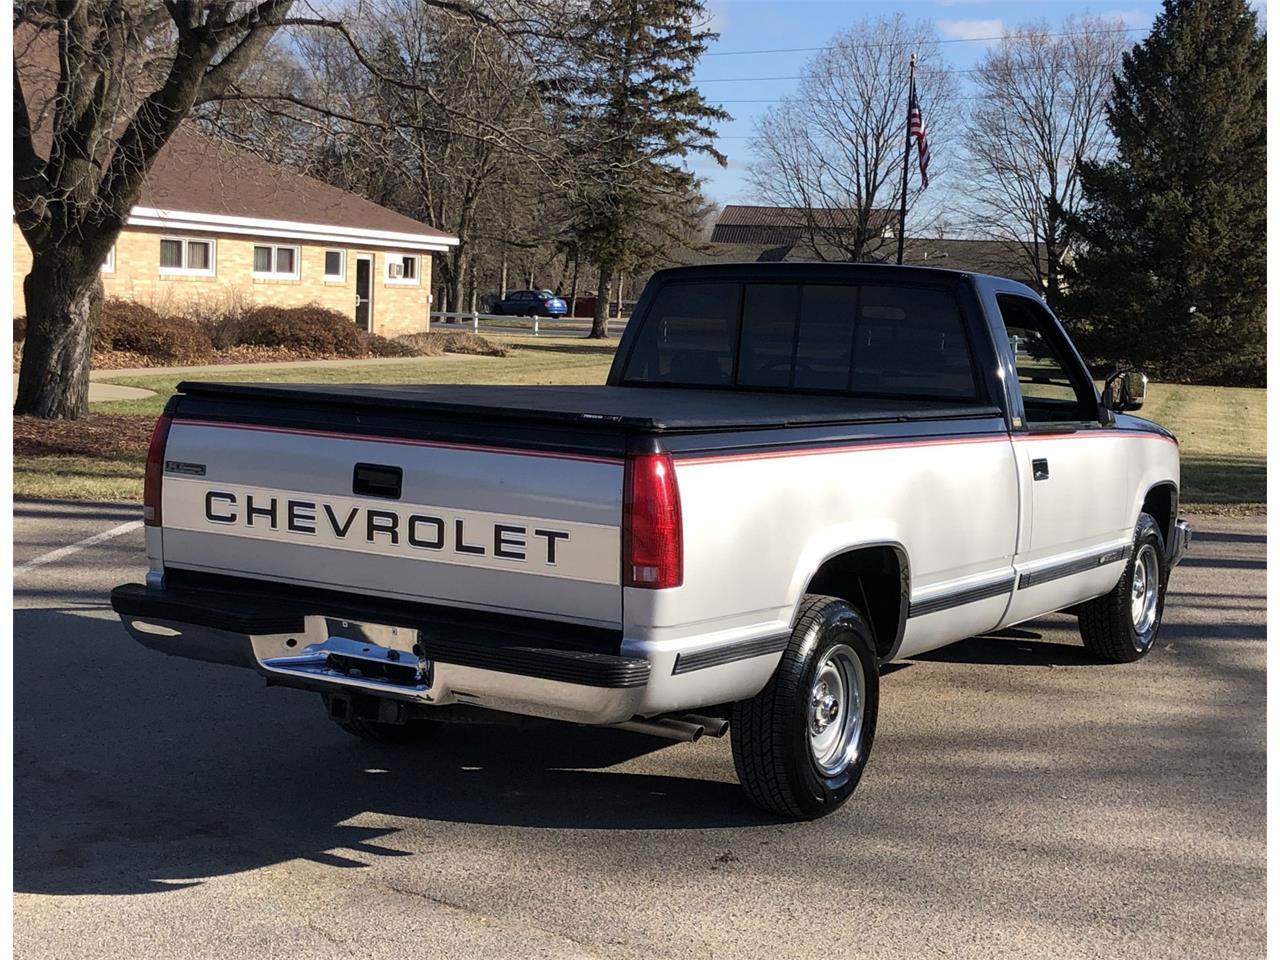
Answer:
[1078,513,1168,662]
[731,595,879,820]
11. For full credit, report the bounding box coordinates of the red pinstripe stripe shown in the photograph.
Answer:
[170,419,624,464]
[1019,430,1178,446]
[676,429,1176,465]
[676,433,1006,465]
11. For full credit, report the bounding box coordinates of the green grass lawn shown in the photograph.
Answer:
[89,335,619,419]
[15,335,1264,508]
[1138,382,1266,508]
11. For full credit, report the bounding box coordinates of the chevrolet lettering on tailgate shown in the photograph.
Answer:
[162,478,617,584]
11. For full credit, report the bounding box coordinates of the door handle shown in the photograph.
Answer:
[1032,458,1050,481]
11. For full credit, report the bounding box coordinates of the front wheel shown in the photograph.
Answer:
[1078,513,1168,662]
[731,595,879,820]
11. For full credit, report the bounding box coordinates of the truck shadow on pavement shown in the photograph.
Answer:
[911,624,1105,667]
[14,608,777,897]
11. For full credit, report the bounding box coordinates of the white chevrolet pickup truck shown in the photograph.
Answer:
[112,263,1190,819]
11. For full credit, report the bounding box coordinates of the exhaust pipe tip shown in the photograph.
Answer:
[679,713,730,738]
[615,717,705,742]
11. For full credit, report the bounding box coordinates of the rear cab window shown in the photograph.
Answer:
[620,279,981,401]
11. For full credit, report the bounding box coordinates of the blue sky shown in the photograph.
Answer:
[692,0,1266,206]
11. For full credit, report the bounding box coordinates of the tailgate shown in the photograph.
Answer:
[156,406,626,627]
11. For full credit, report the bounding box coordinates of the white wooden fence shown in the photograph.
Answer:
[430,311,610,336]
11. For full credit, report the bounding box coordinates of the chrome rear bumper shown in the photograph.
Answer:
[112,582,648,725]
[1169,517,1192,567]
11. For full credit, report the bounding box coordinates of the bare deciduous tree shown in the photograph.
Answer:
[965,16,1127,297]
[14,0,297,418]
[746,15,955,262]
[12,0,586,418]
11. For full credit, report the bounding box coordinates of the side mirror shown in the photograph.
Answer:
[1103,370,1148,412]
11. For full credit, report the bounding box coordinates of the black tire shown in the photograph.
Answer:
[323,694,438,745]
[731,595,879,820]
[1078,513,1168,663]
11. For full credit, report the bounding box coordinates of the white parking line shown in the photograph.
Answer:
[14,520,143,577]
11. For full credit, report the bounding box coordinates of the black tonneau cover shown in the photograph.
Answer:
[176,381,1001,433]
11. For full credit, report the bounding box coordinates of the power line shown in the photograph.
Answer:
[702,25,1145,57]
[698,61,1123,82]
[709,97,993,105]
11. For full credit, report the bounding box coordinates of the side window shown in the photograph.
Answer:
[997,294,1098,424]
[623,282,740,386]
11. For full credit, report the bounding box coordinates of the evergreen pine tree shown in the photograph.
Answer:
[558,0,728,338]
[1058,0,1265,384]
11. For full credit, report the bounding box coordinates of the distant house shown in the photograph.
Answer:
[677,205,1042,289]
[710,205,895,247]
[12,32,457,336]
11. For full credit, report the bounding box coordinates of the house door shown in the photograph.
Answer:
[355,254,373,331]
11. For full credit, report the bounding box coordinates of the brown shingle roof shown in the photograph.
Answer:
[650,236,1040,287]
[898,238,1040,287]
[16,25,452,242]
[711,205,895,245]
[137,126,453,240]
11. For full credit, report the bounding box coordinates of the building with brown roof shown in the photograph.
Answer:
[12,23,458,335]
[12,125,458,336]
[709,205,896,246]
[699,206,1044,288]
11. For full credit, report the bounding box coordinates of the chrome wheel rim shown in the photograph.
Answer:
[1130,544,1160,637]
[807,643,865,777]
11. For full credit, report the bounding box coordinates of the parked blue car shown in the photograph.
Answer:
[493,289,568,317]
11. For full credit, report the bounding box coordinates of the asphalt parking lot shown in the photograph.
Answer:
[13,500,1265,959]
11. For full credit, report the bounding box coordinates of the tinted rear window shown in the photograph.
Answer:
[622,281,979,400]
[621,282,741,386]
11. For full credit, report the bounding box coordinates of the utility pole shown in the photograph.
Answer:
[896,52,917,266]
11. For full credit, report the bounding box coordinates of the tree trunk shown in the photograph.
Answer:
[14,251,101,419]
[589,262,613,338]
[499,252,508,298]
[568,252,580,317]
[448,245,467,320]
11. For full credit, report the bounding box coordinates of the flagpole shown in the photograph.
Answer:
[896,52,917,266]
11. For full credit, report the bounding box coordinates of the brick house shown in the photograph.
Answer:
[12,125,458,336]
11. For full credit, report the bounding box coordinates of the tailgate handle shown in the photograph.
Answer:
[353,463,403,499]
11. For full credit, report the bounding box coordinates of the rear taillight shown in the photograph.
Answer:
[143,412,174,527]
[623,451,683,589]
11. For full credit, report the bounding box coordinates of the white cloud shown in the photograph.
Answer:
[701,0,730,37]
[1099,8,1151,29]
[937,18,1006,41]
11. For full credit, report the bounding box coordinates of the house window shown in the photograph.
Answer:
[385,253,420,285]
[252,244,301,279]
[100,243,116,273]
[324,249,346,281]
[159,237,215,276]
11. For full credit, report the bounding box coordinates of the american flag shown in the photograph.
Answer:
[909,89,930,189]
